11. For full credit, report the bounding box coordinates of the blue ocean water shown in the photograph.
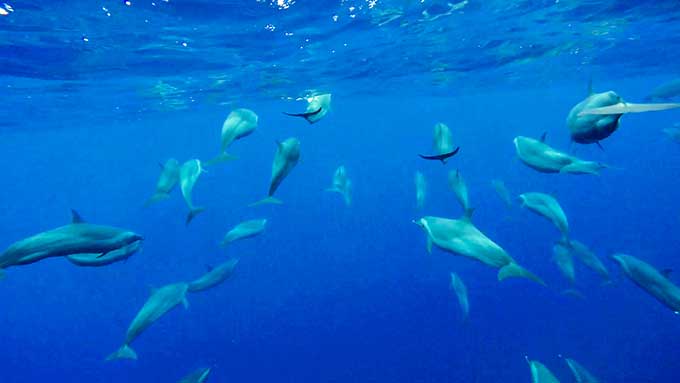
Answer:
[2,1,680,382]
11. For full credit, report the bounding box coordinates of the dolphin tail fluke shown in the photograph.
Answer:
[248,196,283,207]
[579,102,680,116]
[204,152,239,167]
[106,344,137,361]
[498,263,545,286]
[143,193,170,207]
[186,207,206,225]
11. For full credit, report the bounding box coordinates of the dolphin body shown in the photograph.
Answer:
[567,88,680,144]
[145,158,180,206]
[179,367,212,383]
[564,358,601,383]
[0,210,142,276]
[188,259,239,293]
[415,215,544,285]
[519,192,569,240]
[662,125,680,144]
[491,179,512,208]
[67,240,142,267]
[514,136,607,175]
[449,271,469,320]
[107,282,189,361]
[325,165,352,206]
[205,108,258,166]
[419,122,460,163]
[611,253,680,314]
[527,359,561,383]
[284,93,331,124]
[553,241,575,284]
[180,159,206,225]
[220,219,267,247]
[448,170,473,217]
[251,138,301,206]
[415,171,426,209]
[568,240,610,282]
[647,78,680,101]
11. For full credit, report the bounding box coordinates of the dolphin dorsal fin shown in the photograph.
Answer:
[70,209,85,224]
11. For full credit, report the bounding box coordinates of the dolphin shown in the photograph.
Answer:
[527,358,561,383]
[491,179,512,208]
[449,271,469,320]
[220,219,267,247]
[250,138,300,206]
[646,78,680,101]
[188,259,239,293]
[514,136,607,175]
[284,93,331,124]
[448,170,473,217]
[414,215,544,285]
[519,192,569,240]
[107,282,189,361]
[564,358,601,383]
[553,241,575,284]
[611,253,680,313]
[205,108,258,166]
[67,240,142,267]
[419,122,460,163]
[325,165,352,206]
[415,171,426,209]
[568,240,609,282]
[567,88,680,144]
[662,125,680,144]
[179,367,212,383]
[0,210,143,276]
[180,159,206,225]
[144,158,180,206]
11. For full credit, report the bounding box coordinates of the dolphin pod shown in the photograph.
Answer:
[107,282,189,361]
[180,159,206,225]
[179,367,212,383]
[449,271,469,320]
[415,171,426,209]
[325,165,352,206]
[145,158,180,206]
[419,122,460,163]
[567,88,680,145]
[415,215,544,285]
[564,357,602,383]
[205,108,258,166]
[519,192,569,240]
[448,170,473,217]
[514,136,607,175]
[188,258,239,293]
[0,210,142,277]
[220,219,267,247]
[251,137,301,206]
[284,93,331,124]
[611,253,680,314]
[527,358,561,383]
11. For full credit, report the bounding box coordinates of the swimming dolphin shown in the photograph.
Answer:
[449,271,469,320]
[220,219,267,247]
[107,282,189,361]
[67,240,142,267]
[419,122,460,163]
[662,125,680,144]
[144,158,180,206]
[564,357,601,383]
[567,88,680,144]
[611,253,680,314]
[179,159,206,225]
[205,108,258,166]
[646,78,680,101]
[514,136,607,175]
[519,192,569,240]
[179,367,211,383]
[325,165,352,206]
[414,216,544,285]
[553,241,575,284]
[179,367,212,383]
[0,210,143,276]
[448,170,473,217]
[284,93,331,124]
[491,179,512,208]
[250,138,300,206]
[567,240,610,282]
[527,358,561,383]
[188,258,239,293]
[415,171,426,209]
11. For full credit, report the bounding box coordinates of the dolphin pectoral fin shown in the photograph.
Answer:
[106,344,137,361]
[498,263,545,286]
[186,207,206,225]
[144,193,170,207]
[283,107,323,123]
[70,209,85,224]
[204,152,239,167]
[182,296,189,309]
[426,236,433,254]
[248,196,283,207]
[579,102,680,116]
[95,251,111,259]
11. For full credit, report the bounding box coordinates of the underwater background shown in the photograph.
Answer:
[1,1,680,382]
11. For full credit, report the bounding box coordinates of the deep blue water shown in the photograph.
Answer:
[2,1,680,382]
